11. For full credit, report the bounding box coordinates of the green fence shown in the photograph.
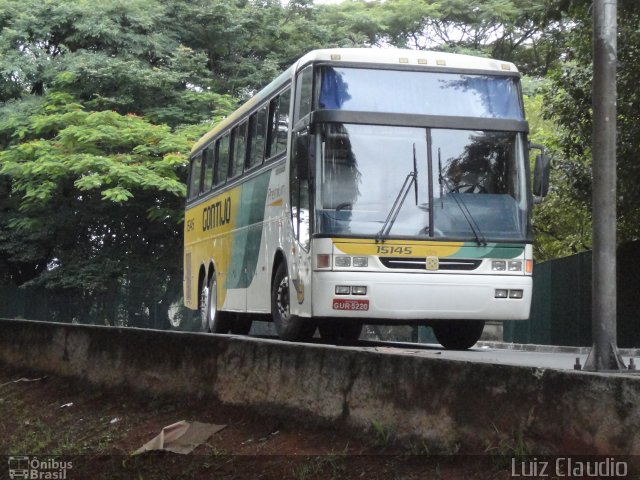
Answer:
[504,241,640,347]
[0,286,50,321]
[0,285,195,330]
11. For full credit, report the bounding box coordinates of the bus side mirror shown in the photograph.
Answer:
[533,154,551,198]
[530,143,551,201]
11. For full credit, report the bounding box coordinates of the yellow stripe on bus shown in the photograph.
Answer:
[333,238,465,257]
[185,186,242,306]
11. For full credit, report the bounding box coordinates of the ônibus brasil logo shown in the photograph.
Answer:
[8,456,73,479]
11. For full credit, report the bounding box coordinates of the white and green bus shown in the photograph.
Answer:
[184,48,548,349]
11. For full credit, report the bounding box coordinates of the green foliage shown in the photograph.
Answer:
[0,91,222,324]
[370,420,394,448]
[317,0,569,75]
[543,0,640,253]
[1,103,189,209]
[524,92,591,261]
[0,0,227,126]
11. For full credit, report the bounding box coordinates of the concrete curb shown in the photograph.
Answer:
[1,319,640,454]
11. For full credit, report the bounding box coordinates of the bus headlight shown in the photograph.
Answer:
[508,260,522,272]
[332,256,368,268]
[335,285,367,295]
[353,257,368,267]
[334,256,351,267]
[492,260,506,271]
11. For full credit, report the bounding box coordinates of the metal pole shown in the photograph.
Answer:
[584,0,625,371]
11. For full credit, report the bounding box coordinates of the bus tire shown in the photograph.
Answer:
[432,320,484,350]
[203,274,231,334]
[271,262,316,341]
[318,319,363,343]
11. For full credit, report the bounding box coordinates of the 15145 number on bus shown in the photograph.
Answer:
[375,245,412,255]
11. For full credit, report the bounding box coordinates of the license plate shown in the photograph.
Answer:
[332,299,369,311]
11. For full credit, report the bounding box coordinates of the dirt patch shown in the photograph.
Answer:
[0,362,517,479]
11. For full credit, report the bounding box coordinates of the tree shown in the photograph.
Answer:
[0,0,226,126]
[0,0,240,325]
[0,92,231,324]
[524,89,592,261]
[324,0,570,76]
[169,0,374,97]
[544,0,640,250]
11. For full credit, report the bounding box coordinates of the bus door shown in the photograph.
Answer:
[289,127,313,313]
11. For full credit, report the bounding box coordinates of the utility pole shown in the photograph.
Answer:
[583,0,626,371]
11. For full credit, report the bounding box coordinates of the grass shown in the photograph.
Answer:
[370,420,394,449]
[291,454,346,480]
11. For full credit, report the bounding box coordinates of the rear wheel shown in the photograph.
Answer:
[432,320,485,350]
[199,279,210,332]
[318,320,363,343]
[271,262,316,341]
[201,274,231,333]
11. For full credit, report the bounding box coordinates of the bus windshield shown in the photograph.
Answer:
[317,124,529,241]
[319,67,524,119]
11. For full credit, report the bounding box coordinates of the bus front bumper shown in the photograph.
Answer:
[311,271,532,321]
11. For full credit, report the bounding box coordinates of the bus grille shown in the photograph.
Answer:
[379,257,482,271]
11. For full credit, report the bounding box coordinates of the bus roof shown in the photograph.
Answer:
[190,48,519,155]
[294,48,518,73]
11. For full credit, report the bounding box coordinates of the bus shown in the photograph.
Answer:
[184,48,549,349]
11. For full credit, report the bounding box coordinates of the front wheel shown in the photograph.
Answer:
[432,320,485,350]
[271,262,316,341]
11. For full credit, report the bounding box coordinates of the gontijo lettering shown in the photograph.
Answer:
[203,197,231,231]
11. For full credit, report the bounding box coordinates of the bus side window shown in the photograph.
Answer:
[188,153,203,201]
[248,106,268,169]
[214,133,230,187]
[230,121,247,179]
[277,89,291,154]
[268,88,291,159]
[267,97,279,158]
[202,146,215,193]
[294,66,313,123]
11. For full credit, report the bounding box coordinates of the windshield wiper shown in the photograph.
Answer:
[376,145,419,243]
[412,143,418,204]
[438,148,487,246]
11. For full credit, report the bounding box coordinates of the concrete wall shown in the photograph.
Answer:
[2,318,640,454]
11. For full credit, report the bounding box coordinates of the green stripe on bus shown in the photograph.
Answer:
[227,171,272,289]
[449,243,525,259]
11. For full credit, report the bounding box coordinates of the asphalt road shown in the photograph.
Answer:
[250,321,640,372]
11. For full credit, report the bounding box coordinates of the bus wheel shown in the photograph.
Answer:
[271,262,316,341]
[203,275,231,333]
[199,281,210,332]
[319,320,363,343]
[432,320,485,350]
